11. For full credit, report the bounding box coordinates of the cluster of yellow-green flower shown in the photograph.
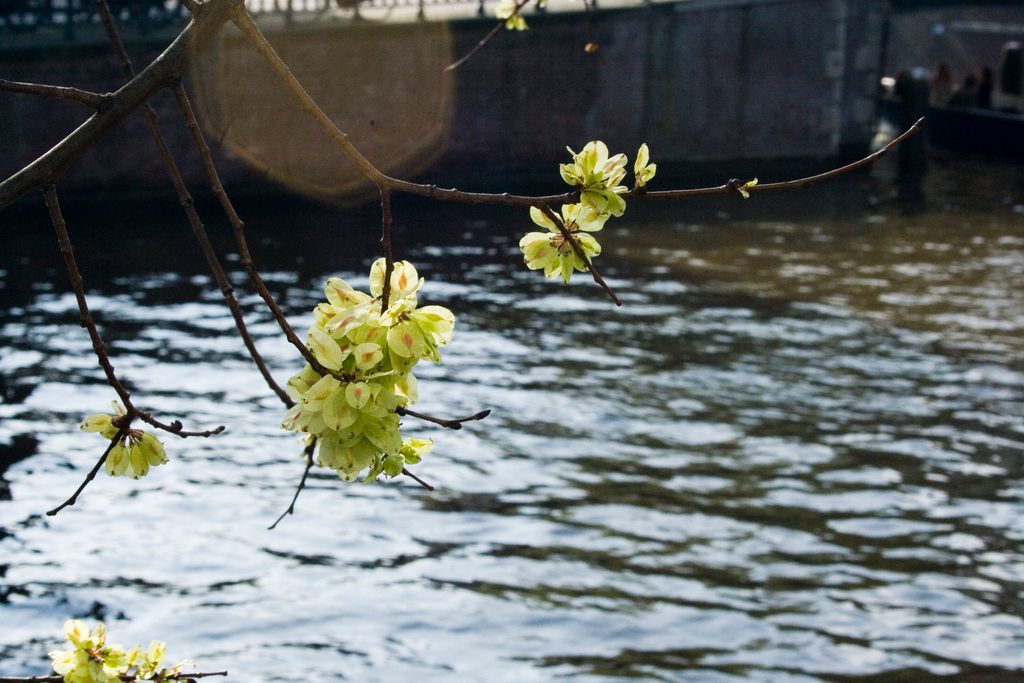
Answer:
[496,0,527,30]
[80,402,167,479]
[48,620,188,683]
[282,258,453,481]
[520,141,656,283]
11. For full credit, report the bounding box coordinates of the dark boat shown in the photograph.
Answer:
[924,103,1024,157]
[878,39,1024,159]
[877,96,1024,159]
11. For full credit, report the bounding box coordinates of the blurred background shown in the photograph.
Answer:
[1,0,1023,681]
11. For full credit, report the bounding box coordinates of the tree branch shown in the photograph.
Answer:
[230,7,924,215]
[401,466,434,491]
[169,81,322,386]
[637,118,927,201]
[754,117,925,193]
[396,407,491,430]
[137,416,225,438]
[46,426,129,517]
[0,0,241,209]
[538,204,621,306]
[0,79,109,109]
[93,0,291,406]
[230,9,572,209]
[44,184,133,406]
[445,0,532,72]
[44,184,225,441]
[379,189,395,312]
[268,440,316,529]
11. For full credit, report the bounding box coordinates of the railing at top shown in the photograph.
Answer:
[0,0,496,35]
[246,0,486,11]
[247,0,493,21]
[1,1,190,33]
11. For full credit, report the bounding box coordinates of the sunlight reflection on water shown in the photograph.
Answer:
[1,158,1023,681]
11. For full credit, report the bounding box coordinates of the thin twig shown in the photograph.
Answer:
[231,10,925,212]
[44,184,133,406]
[170,81,324,384]
[402,120,922,207]
[379,189,395,312]
[46,427,129,517]
[754,117,926,193]
[0,79,108,109]
[0,0,240,209]
[638,118,927,201]
[230,9,570,209]
[583,0,595,50]
[538,204,621,306]
[445,0,532,72]
[268,440,316,529]
[94,0,291,406]
[397,407,491,430]
[44,184,225,441]
[136,415,225,438]
[230,9,388,188]
[401,467,434,491]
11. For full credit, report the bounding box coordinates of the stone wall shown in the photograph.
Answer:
[441,0,887,169]
[0,0,888,200]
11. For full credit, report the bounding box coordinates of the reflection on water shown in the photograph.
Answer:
[1,158,1023,681]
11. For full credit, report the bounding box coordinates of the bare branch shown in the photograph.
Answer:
[268,440,316,529]
[379,189,395,312]
[44,184,225,441]
[400,183,573,207]
[44,184,133,406]
[230,7,924,217]
[229,10,570,209]
[135,415,226,438]
[538,204,621,306]
[0,0,241,209]
[397,407,491,430]
[0,79,108,109]
[445,0,532,72]
[170,81,322,385]
[754,117,926,193]
[46,427,129,517]
[93,0,291,406]
[638,118,927,201]
[401,467,435,491]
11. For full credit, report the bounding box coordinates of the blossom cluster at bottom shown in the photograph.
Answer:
[48,620,190,683]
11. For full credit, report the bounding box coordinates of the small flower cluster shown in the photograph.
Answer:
[49,620,190,683]
[80,402,167,479]
[496,0,527,30]
[283,258,453,481]
[735,177,758,198]
[520,141,657,283]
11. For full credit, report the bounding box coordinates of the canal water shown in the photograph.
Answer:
[1,156,1022,681]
